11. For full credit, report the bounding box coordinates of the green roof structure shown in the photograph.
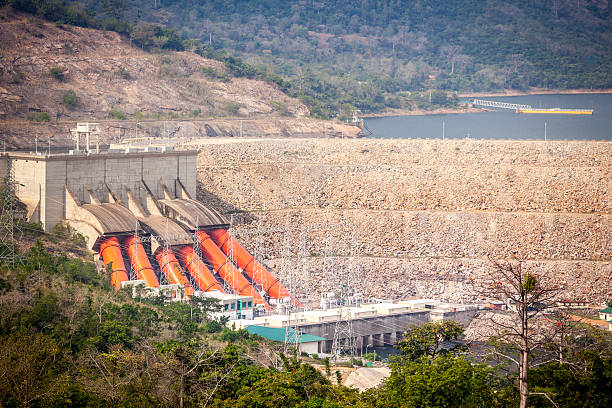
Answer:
[599,307,612,314]
[246,326,326,344]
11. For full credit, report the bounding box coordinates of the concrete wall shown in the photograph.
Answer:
[12,157,46,223]
[298,311,430,353]
[9,151,198,232]
[289,308,478,353]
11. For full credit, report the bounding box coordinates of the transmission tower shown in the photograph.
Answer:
[226,213,236,292]
[321,212,335,298]
[297,224,309,304]
[0,157,24,266]
[253,214,266,297]
[191,216,206,292]
[283,212,301,353]
[331,217,357,360]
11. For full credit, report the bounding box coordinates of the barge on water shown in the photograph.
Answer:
[471,99,594,115]
[516,107,593,115]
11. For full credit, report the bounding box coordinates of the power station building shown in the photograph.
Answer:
[0,124,297,311]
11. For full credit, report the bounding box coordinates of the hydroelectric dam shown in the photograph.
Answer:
[1,124,480,355]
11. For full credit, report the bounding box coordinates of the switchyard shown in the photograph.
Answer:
[1,123,479,357]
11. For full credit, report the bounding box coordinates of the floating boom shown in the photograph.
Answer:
[196,230,270,308]
[208,228,301,306]
[154,248,194,297]
[124,235,159,288]
[99,237,129,290]
[175,245,224,293]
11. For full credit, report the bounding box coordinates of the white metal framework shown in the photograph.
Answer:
[472,99,532,110]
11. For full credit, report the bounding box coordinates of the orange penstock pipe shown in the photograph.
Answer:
[208,228,301,306]
[124,235,159,288]
[155,248,194,297]
[175,245,224,293]
[99,237,129,290]
[197,230,271,309]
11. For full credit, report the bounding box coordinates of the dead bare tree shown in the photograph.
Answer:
[440,45,462,74]
[479,257,561,408]
[77,346,145,405]
[152,342,220,408]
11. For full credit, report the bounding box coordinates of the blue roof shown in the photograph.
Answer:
[246,326,326,343]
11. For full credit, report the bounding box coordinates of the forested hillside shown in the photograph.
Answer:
[1,225,610,407]
[75,0,612,116]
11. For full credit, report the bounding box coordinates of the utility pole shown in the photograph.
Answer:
[442,121,445,140]
[544,122,547,141]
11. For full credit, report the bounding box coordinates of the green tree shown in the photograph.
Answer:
[396,320,464,361]
[382,354,497,408]
[62,89,78,107]
[379,321,498,407]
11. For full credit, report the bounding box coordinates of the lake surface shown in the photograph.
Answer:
[364,93,612,140]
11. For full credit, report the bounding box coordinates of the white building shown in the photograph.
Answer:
[200,291,255,320]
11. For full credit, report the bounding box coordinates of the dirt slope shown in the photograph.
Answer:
[0,9,360,148]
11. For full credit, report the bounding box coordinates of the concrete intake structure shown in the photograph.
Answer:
[1,150,197,233]
[1,147,299,305]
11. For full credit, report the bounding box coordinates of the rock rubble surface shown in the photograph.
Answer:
[194,138,611,304]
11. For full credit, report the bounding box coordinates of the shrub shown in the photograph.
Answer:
[201,66,230,82]
[351,357,364,366]
[49,66,66,81]
[271,100,291,116]
[62,89,77,107]
[363,352,382,361]
[205,320,223,333]
[116,66,130,79]
[10,71,26,83]
[27,112,51,122]
[224,102,242,115]
[109,109,127,120]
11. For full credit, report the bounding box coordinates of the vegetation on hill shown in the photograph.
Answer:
[76,0,612,117]
[0,221,611,406]
[5,1,610,118]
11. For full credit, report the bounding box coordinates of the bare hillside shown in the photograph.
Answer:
[0,9,360,148]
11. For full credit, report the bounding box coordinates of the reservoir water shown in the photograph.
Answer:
[364,93,612,140]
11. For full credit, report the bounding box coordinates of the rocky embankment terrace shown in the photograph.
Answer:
[189,138,611,305]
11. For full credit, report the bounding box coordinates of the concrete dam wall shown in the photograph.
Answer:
[191,138,611,305]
